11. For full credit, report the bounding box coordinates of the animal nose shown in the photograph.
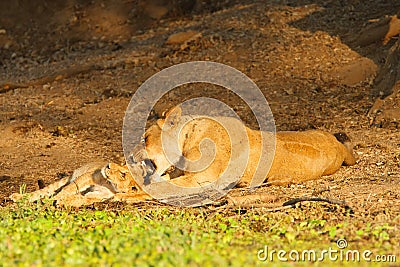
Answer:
[142,159,156,174]
[129,143,146,163]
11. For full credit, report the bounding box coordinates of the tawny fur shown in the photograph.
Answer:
[140,106,355,188]
[10,106,355,207]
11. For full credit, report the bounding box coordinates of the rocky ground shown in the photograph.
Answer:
[0,0,399,227]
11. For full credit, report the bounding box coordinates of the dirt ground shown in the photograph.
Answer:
[0,0,399,221]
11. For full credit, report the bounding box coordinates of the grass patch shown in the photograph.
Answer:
[0,201,398,266]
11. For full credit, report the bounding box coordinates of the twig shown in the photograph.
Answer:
[228,203,294,211]
[283,197,347,206]
[0,58,140,94]
[211,196,349,212]
[0,64,97,93]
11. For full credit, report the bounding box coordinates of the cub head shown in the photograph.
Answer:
[102,163,141,193]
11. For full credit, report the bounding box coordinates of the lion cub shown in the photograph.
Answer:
[10,162,151,207]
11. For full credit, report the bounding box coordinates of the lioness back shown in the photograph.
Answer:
[263,130,355,185]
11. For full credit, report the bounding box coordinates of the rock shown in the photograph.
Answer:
[368,81,400,128]
[52,126,69,137]
[351,17,391,47]
[373,39,400,96]
[0,175,10,182]
[143,3,168,20]
[384,15,400,45]
[165,30,202,45]
[330,57,377,86]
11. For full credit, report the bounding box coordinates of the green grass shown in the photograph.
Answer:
[0,201,398,267]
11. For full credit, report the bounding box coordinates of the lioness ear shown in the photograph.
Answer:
[164,106,182,127]
[156,119,164,129]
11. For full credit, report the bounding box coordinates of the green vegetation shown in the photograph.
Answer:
[0,200,398,267]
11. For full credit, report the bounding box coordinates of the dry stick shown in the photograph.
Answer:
[1,64,94,93]
[282,197,347,206]
[234,204,294,212]
[0,60,126,94]
[221,196,348,211]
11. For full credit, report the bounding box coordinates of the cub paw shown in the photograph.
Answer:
[9,193,23,202]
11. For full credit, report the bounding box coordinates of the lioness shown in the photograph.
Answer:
[10,106,356,206]
[130,106,356,189]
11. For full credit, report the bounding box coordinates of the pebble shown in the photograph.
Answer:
[165,30,201,45]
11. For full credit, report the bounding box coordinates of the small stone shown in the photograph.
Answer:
[0,175,10,182]
[52,126,69,137]
[165,30,201,45]
[144,4,168,20]
[4,42,11,49]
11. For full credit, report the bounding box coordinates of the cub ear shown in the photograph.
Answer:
[164,106,182,127]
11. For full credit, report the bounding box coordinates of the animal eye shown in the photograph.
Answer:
[105,165,111,176]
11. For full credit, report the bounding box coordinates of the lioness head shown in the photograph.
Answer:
[140,106,184,176]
